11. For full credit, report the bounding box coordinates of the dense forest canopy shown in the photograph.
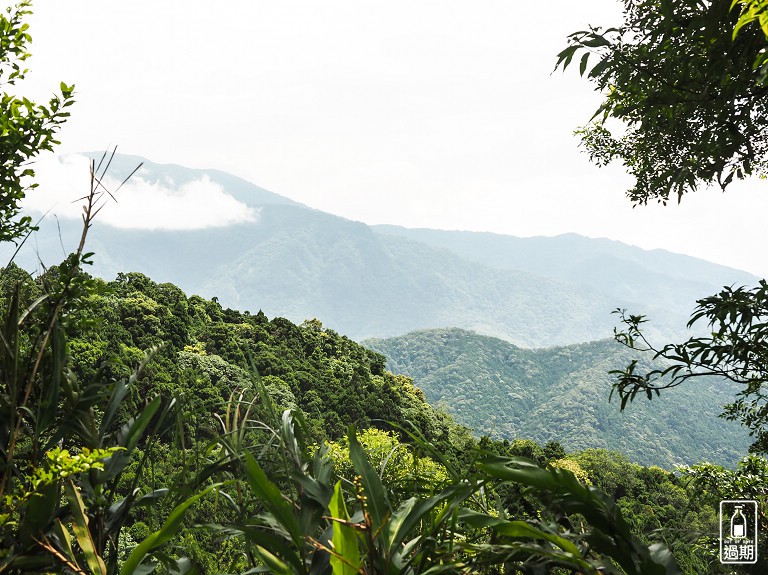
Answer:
[559,0,768,461]
[366,328,749,468]
[1,262,756,574]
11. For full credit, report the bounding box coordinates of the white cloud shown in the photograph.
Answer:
[23,153,259,230]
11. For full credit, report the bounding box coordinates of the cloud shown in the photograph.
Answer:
[22,153,259,230]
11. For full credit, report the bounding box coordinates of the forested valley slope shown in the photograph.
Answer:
[365,328,749,468]
[0,264,749,573]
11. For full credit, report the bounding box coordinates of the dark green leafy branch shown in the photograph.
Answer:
[556,0,768,204]
[611,281,768,452]
[0,1,74,243]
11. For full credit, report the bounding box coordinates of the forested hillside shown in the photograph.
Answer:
[366,328,750,468]
[6,0,768,571]
[0,265,471,455]
[2,262,758,574]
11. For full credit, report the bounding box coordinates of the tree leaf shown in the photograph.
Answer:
[119,483,222,575]
[65,480,107,575]
[242,451,301,545]
[328,481,361,575]
[348,425,389,529]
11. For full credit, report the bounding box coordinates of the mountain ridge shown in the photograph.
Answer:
[364,327,749,468]
[7,153,758,347]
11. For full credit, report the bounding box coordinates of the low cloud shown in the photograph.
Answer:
[22,153,259,230]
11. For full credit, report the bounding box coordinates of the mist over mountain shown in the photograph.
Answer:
[8,153,758,347]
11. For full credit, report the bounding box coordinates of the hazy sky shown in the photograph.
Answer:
[14,1,768,276]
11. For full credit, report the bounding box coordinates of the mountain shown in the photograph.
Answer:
[6,153,759,347]
[372,226,760,341]
[365,328,750,468]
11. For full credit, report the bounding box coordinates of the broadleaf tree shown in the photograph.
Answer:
[560,1,768,455]
[0,0,74,243]
[557,0,768,205]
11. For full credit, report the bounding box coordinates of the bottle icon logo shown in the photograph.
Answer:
[731,505,747,538]
[720,500,758,564]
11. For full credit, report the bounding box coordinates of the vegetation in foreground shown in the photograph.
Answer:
[2,256,764,574]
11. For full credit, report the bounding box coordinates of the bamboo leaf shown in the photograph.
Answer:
[52,518,76,562]
[99,379,129,438]
[65,480,107,575]
[458,508,584,558]
[255,545,294,575]
[329,481,361,575]
[19,481,58,546]
[120,483,221,575]
[347,425,389,528]
[119,396,162,452]
[478,456,560,491]
[243,451,301,544]
[383,480,476,553]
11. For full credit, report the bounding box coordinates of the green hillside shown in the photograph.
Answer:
[365,328,750,468]
[26,267,472,455]
[2,263,739,574]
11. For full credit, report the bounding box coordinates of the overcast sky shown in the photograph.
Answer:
[14,1,768,276]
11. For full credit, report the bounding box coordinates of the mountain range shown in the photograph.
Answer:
[365,328,749,468]
[7,153,758,348]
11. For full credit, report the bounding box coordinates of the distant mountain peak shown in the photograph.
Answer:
[78,151,304,210]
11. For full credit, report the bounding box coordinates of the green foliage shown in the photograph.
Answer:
[549,458,591,485]
[0,90,204,572]
[612,281,768,453]
[676,453,768,572]
[62,274,474,461]
[219,414,681,575]
[0,253,724,573]
[558,0,768,203]
[733,0,768,41]
[367,328,749,467]
[570,449,724,574]
[0,1,74,243]
[327,428,448,490]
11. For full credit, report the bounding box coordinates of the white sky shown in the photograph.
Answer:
[13,1,768,276]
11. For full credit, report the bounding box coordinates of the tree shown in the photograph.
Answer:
[0,5,210,572]
[560,0,768,458]
[611,286,768,453]
[0,1,74,242]
[557,0,768,204]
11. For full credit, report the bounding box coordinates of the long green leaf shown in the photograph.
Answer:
[477,456,680,575]
[328,481,361,575]
[19,481,57,545]
[255,545,294,575]
[477,456,560,491]
[383,480,476,554]
[120,483,221,575]
[99,378,129,438]
[52,518,76,562]
[347,425,389,529]
[458,508,584,559]
[65,480,107,575]
[238,526,305,572]
[243,451,301,544]
[119,396,162,452]
[36,321,64,434]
